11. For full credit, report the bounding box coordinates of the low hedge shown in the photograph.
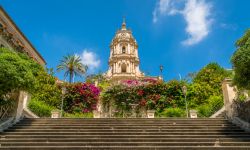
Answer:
[157,107,186,117]
[197,95,223,117]
[28,98,56,117]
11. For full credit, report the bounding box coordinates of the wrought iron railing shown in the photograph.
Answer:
[0,100,17,123]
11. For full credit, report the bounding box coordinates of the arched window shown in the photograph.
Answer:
[121,63,127,73]
[122,46,126,54]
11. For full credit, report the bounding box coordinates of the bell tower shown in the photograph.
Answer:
[105,19,144,80]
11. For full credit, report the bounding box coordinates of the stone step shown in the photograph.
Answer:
[17,121,231,125]
[1,146,250,150]
[18,119,230,123]
[17,118,232,123]
[12,123,235,126]
[5,129,244,132]
[16,122,232,125]
[16,119,233,122]
[1,118,249,149]
[1,141,250,146]
[2,135,250,138]
[2,131,249,136]
[22,118,229,121]
[3,132,250,137]
[12,126,235,130]
[8,126,236,130]
[2,137,250,142]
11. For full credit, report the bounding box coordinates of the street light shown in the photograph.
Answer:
[182,85,188,118]
[60,86,66,118]
[160,65,163,79]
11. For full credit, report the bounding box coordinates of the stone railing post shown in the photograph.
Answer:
[15,91,30,122]
[222,78,237,119]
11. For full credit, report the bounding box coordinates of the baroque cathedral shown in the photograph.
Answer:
[105,19,145,81]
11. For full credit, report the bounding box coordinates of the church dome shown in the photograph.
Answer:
[110,19,137,47]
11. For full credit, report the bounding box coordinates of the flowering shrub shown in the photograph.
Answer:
[102,79,185,116]
[64,83,100,114]
[121,78,159,87]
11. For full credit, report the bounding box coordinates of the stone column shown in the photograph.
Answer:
[114,63,117,73]
[132,63,134,73]
[130,62,132,73]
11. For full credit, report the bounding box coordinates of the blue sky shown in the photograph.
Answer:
[1,0,250,81]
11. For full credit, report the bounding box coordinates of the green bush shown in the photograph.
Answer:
[28,98,55,117]
[209,95,224,110]
[31,69,61,109]
[158,107,186,117]
[197,96,223,117]
[197,105,211,117]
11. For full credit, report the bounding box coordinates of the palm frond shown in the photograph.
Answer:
[57,54,88,83]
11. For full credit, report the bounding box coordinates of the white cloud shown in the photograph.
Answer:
[182,0,212,45]
[153,0,183,23]
[80,49,100,72]
[153,0,212,46]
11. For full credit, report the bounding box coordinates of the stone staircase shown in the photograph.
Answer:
[1,118,250,149]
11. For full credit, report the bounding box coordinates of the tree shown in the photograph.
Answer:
[0,47,42,100]
[193,62,230,95]
[86,73,106,84]
[186,63,230,109]
[57,54,88,83]
[28,68,62,117]
[231,29,250,90]
[31,68,61,107]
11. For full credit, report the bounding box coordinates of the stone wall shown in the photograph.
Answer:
[233,100,250,122]
[222,78,250,131]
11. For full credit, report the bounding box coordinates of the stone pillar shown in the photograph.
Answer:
[130,62,132,73]
[128,44,130,54]
[15,91,30,122]
[51,110,61,118]
[132,63,134,73]
[222,78,237,119]
[189,110,198,118]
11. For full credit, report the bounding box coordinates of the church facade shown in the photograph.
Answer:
[105,20,145,81]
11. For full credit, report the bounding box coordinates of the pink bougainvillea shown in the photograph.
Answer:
[102,79,185,113]
[121,78,159,87]
[64,83,100,113]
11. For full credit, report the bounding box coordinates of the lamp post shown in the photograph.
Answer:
[121,102,126,118]
[160,65,163,80]
[182,85,188,118]
[60,87,66,118]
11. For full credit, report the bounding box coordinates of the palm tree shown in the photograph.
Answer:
[57,54,88,83]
